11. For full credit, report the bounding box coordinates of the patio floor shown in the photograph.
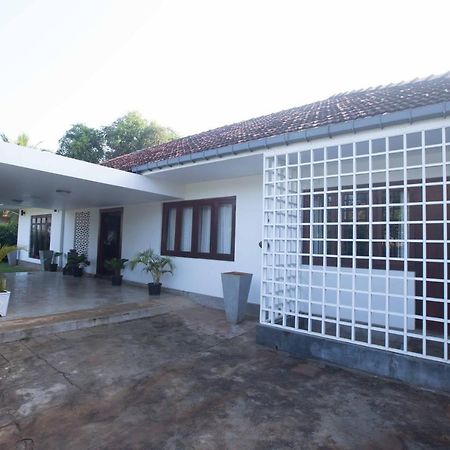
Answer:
[2,271,159,321]
[0,304,449,449]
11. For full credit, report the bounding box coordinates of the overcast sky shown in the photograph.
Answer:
[1,0,449,151]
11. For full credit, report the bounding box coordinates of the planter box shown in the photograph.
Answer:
[221,272,253,324]
[7,251,17,266]
[0,291,11,317]
[39,250,53,271]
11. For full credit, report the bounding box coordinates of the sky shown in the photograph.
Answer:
[1,0,449,151]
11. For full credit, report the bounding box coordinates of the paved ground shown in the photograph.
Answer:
[0,303,449,450]
[3,272,156,320]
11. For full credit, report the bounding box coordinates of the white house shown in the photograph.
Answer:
[3,73,450,390]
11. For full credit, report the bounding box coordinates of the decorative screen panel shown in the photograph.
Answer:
[74,211,90,257]
[261,126,450,363]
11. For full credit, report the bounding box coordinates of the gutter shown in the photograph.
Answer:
[131,101,450,174]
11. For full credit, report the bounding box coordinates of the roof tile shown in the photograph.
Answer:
[103,73,450,171]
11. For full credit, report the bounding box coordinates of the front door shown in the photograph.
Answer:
[29,214,52,259]
[97,209,123,275]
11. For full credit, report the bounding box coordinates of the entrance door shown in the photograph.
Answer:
[29,214,52,259]
[97,209,123,275]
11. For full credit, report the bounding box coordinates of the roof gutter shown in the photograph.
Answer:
[131,101,450,174]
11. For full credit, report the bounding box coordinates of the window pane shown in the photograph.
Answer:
[217,204,233,254]
[166,208,176,251]
[198,206,211,253]
[180,207,193,252]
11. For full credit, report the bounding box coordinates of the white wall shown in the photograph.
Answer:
[121,175,263,303]
[17,208,63,263]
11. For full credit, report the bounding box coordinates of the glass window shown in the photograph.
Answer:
[180,207,193,252]
[166,208,177,251]
[162,197,235,260]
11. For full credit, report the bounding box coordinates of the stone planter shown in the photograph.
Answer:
[0,291,10,317]
[221,272,253,324]
[39,250,53,271]
[7,251,17,266]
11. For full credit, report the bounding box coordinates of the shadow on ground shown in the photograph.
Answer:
[0,303,449,449]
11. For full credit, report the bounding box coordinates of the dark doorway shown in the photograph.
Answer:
[97,208,123,275]
[29,214,52,259]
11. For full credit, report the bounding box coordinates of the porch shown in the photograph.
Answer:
[0,270,209,343]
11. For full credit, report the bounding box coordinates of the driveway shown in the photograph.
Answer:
[0,303,449,449]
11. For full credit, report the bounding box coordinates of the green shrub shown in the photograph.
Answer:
[0,222,18,247]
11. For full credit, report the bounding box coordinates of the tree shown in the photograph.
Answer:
[57,124,105,163]
[103,111,178,159]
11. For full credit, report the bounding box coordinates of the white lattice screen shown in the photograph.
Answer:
[261,126,450,363]
[74,211,90,257]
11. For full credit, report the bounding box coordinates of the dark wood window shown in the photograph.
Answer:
[29,214,52,259]
[161,197,236,261]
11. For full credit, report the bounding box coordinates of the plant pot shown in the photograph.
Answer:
[7,251,17,266]
[112,275,122,286]
[49,263,58,272]
[221,272,253,324]
[0,291,11,317]
[39,250,53,271]
[148,282,162,296]
[73,267,84,277]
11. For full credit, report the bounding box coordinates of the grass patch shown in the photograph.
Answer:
[0,262,29,273]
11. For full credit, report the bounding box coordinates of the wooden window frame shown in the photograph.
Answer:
[161,196,236,261]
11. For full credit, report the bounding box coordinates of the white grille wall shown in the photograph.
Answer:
[260,125,450,363]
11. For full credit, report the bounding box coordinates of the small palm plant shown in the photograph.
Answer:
[104,257,128,286]
[129,249,173,295]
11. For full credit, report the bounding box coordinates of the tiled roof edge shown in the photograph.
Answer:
[131,101,450,174]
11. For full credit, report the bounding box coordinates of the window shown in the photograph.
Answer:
[161,197,236,260]
[29,214,52,259]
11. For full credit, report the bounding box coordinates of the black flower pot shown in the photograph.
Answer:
[148,282,162,296]
[73,267,84,277]
[49,264,58,272]
[112,275,122,286]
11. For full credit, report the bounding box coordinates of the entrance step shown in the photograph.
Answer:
[0,296,193,343]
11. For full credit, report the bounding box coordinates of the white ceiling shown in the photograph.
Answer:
[0,142,181,209]
[0,142,263,210]
[144,152,264,184]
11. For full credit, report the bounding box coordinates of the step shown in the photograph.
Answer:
[0,301,180,343]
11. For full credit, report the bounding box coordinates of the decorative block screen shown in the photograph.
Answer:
[261,126,450,362]
[74,211,90,257]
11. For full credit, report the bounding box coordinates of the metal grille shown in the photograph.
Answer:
[260,125,450,362]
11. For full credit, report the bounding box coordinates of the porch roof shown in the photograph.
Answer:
[0,142,182,210]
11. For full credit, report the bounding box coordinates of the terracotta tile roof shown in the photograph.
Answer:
[103,73,450,171]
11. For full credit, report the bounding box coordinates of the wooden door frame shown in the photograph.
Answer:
[96,207,123,275]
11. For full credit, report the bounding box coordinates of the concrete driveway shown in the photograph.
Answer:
[0,302,449,449]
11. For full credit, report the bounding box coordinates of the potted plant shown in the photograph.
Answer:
[49,252,63,272]
[74,253,90,277]
[0,245,19,316]
[129,249,173,295]
[63,249,79,275]
[63,250,90,277]
[104,258,128,286]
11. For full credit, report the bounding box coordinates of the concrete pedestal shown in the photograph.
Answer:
[221,272,252,324]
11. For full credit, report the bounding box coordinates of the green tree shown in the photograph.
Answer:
[103,111,178,159]
[57,124,105,163]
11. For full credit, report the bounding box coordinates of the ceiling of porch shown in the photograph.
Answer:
[0,142,183,210]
